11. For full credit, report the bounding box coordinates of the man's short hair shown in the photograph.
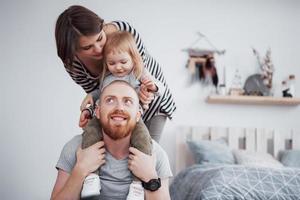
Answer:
[98,79,143,114]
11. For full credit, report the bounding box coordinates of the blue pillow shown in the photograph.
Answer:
[187,139,235,164]
[279,150,300,168]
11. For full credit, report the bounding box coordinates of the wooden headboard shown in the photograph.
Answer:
[175,126,300,174]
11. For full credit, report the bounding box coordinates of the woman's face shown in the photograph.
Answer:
[76,31,107,61]
[106,51,134,77]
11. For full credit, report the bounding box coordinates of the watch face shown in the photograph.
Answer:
[149,181,159,191]
[143,178,161,191]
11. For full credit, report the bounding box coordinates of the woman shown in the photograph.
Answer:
[55,5,176,142]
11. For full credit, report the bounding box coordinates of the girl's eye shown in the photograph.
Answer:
[108,62,115,65]
[121,61,127,64]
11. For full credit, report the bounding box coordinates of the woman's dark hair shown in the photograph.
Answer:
[55,5,104,69]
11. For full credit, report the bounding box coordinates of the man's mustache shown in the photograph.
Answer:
[109,109,130,119]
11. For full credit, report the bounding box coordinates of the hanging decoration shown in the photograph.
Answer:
[183,32,225,88]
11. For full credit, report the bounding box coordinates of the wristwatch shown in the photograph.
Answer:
[142,178,161,191]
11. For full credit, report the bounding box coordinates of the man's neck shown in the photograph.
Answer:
[103,132,131,160]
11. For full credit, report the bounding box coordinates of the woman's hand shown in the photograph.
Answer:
[75,141,106,177]
[79,110,91,128]
[80,94,94,111]
[128,147,158,182]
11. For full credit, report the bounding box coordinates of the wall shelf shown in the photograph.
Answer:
[206,95,300,106]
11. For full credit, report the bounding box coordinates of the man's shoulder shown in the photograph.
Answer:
[56,135,82,173]
[152,140,167,155]
[62,135,82,153]
[151,140,173,178]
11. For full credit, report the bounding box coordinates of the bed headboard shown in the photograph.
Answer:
[175,126,300,174]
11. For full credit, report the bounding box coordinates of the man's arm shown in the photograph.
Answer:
[51,167,86,200]
[144,178,170,200]
[51,141,106,200]
[128,147,171,200]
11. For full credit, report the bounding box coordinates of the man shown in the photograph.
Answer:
[51,80,172,200]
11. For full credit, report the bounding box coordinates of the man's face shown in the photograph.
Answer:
[96,81,140,140]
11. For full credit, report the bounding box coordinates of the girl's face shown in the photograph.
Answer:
[76,31,107,61]
[106,51,134,77]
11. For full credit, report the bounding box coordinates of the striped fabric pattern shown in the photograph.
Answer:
[64,21,176,121]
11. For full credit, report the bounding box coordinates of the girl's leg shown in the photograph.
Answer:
[81,117,103,198]
[82,116,103,175]
[82,116,103,148]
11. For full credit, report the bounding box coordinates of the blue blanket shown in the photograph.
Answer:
[170,164,300,200]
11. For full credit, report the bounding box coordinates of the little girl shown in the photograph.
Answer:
[80,31,164,199]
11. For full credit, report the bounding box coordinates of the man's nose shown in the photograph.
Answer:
[115,101,124,110]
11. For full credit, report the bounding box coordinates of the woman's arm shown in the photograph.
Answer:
[64,62,99,94]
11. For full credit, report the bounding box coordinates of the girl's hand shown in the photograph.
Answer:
[139,85,154,107]
[80,94,94,111]
[79,110,91,128]
[75,141,106,177]
[128,147,158,182]
[141,76,157,92]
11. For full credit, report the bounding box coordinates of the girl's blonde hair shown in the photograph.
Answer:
[101,31,143,82]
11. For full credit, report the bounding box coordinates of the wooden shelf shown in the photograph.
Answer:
[206,95,300,106]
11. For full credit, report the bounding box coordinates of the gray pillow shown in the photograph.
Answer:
[279,150,300,168]
[187,139,235,164]
[233,149,283,169]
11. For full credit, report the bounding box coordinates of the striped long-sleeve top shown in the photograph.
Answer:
[65,21,176,121]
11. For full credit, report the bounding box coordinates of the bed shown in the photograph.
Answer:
[170,126,300,200]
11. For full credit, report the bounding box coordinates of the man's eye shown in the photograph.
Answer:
[106,98,114,104]
[124,99,133,106]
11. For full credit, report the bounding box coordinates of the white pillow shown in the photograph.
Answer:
[233,149,283,169]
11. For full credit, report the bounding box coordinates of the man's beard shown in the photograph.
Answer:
[100,109,136,140]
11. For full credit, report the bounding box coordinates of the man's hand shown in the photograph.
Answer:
[79,110,91,128]
[128,147,157,182]
[75,141,106,177]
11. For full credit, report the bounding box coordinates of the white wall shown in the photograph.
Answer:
[1,0,300,199]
